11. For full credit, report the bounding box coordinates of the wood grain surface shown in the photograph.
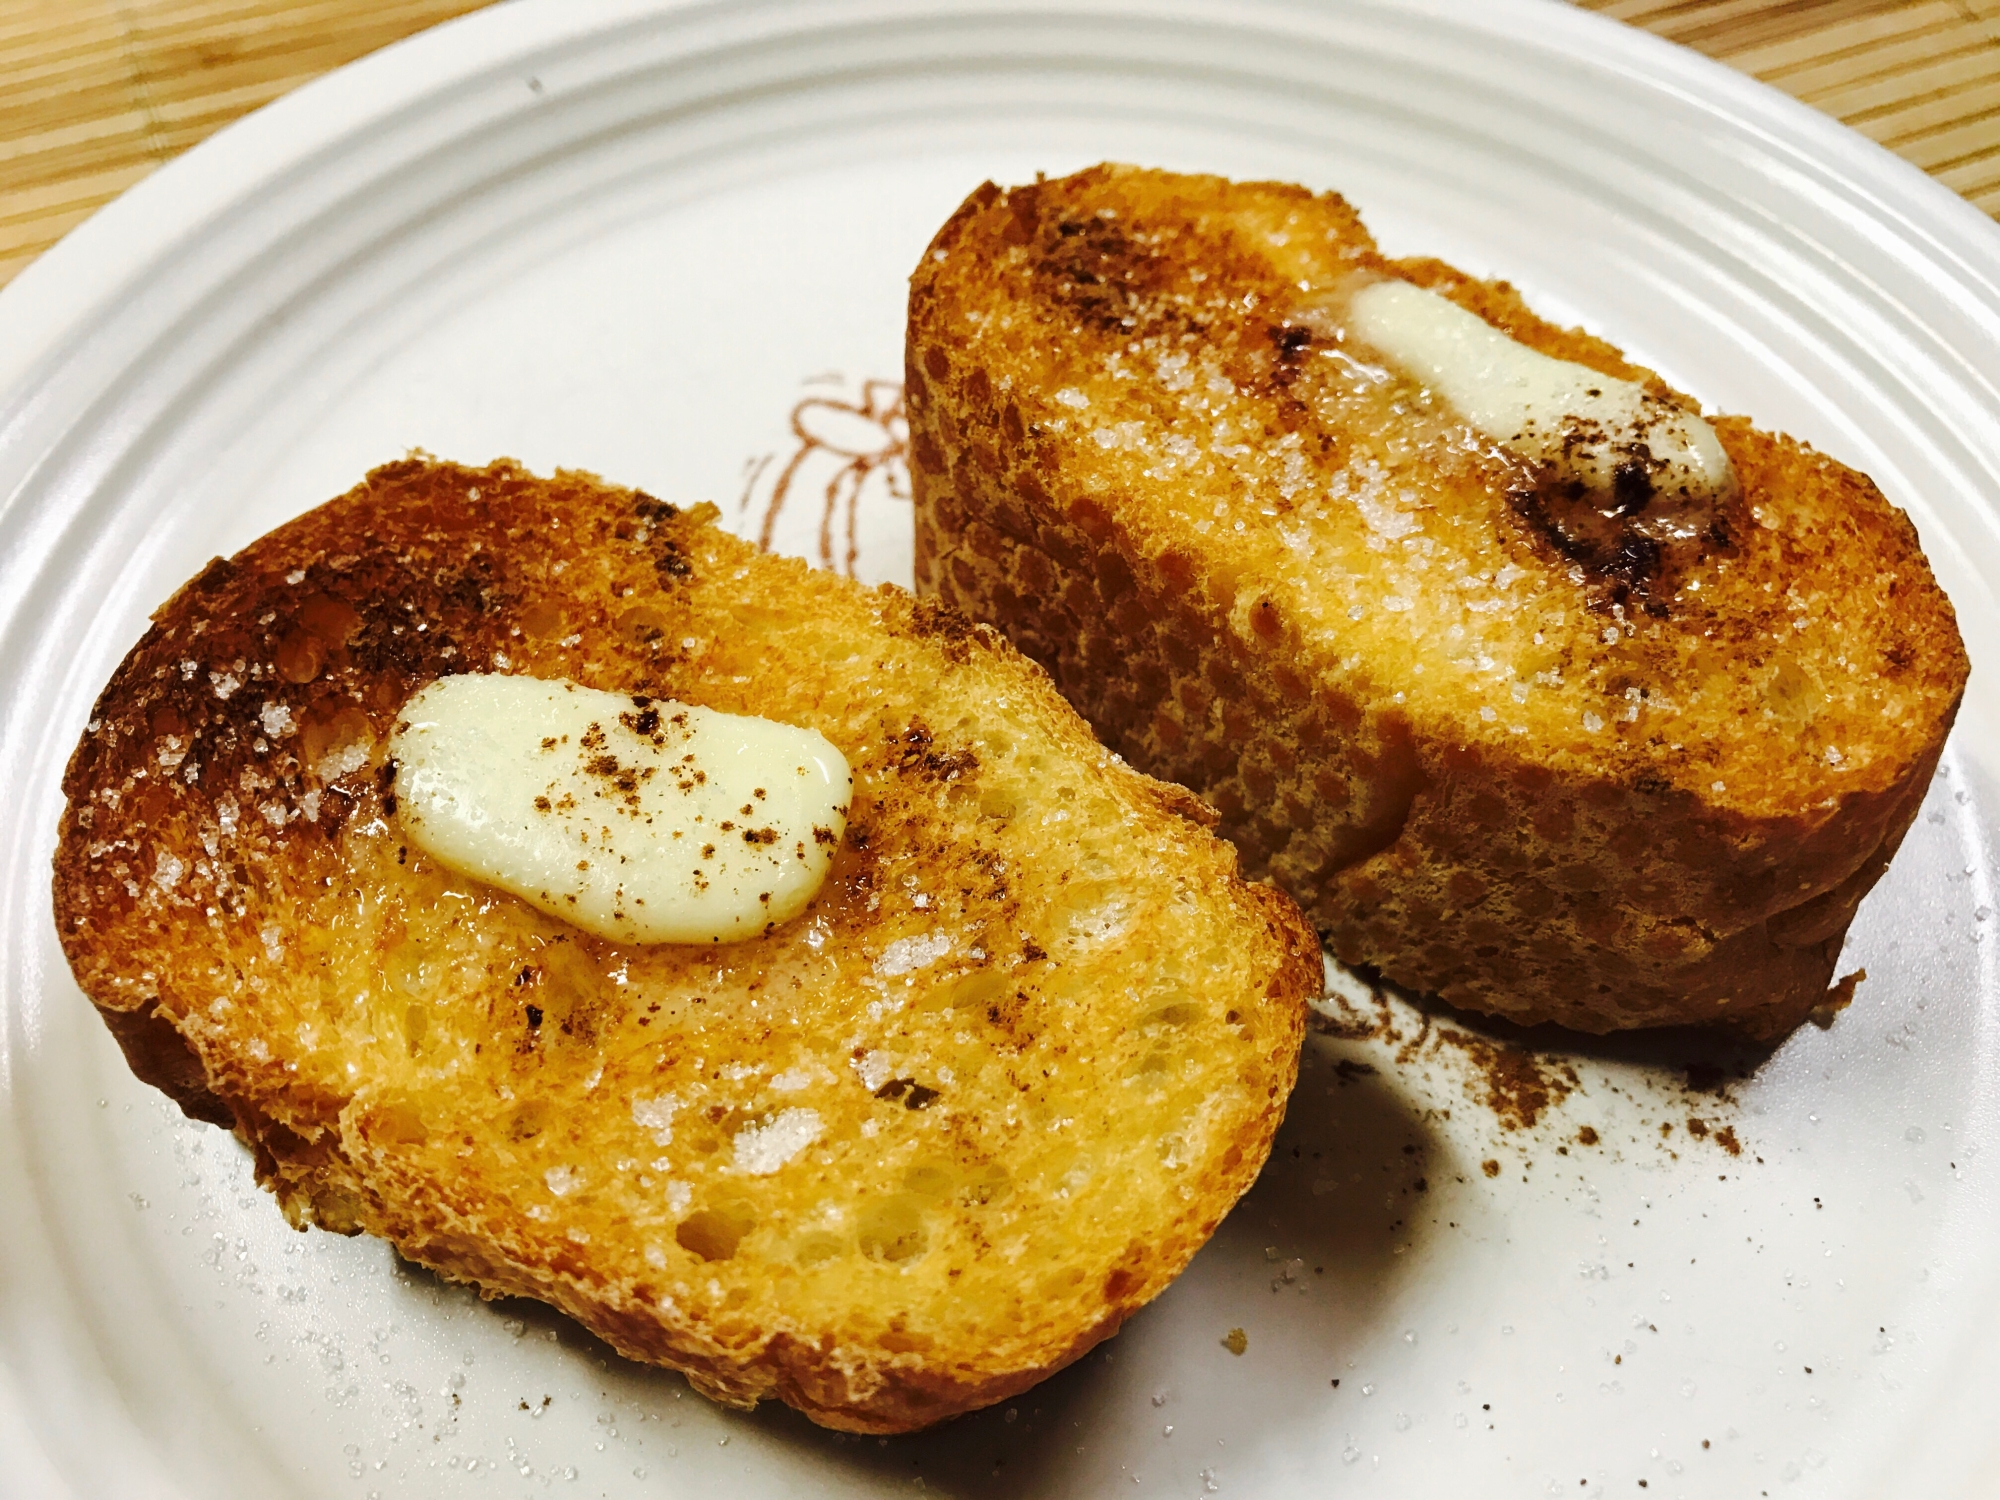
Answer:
[0,0,1996,290]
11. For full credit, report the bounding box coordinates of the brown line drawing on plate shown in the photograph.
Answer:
[740,373,908,576]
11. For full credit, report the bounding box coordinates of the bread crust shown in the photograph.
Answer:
[907,165,1968,1038]
[52,458,1318,1432]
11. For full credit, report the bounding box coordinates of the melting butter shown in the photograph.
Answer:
[389,675,850,944]
[1342,278,1736,511]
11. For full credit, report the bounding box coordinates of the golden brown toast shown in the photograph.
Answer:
[907,164,1967,1039]
[51,457,1318,1433]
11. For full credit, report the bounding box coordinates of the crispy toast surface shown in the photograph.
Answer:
[52,458,1319,1433]
[908,165,1968,1037]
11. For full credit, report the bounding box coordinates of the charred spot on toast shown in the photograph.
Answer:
[1508,434,1747,611]
[892,718,979,783]
[1011,179,1201,340]
[874,1076,942,1109]
[903,595,980,661]
[1036,215,1152,332]
[187,554,238,600]
[1267,324,1315,388]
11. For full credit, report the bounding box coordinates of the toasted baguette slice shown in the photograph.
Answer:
[52,458,1318,1433]
[907,164,1967,1039]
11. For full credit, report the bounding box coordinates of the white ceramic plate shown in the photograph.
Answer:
[5,1,1999,1495]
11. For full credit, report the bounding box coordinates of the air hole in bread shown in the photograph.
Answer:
[1143,1001,1200,1028]
[792,1230,845,1266]
[301,705,374,781]
[507,1099,551,1142]
[519,601,566,639]
[369,1099,428,1145]
[401,1003,429,1057]
[857,1195,930,1263]
[955,1162,1013,1207]
[677,1202,756,1262]
[902,1162,955,1198]
[619,605,669,647]
[274,629,324,684]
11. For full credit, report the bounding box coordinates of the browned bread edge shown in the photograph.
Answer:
[53,457,1319,1432]
[906,166,1967,1039]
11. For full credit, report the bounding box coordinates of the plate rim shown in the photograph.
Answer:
[4,1,2000,1496]
[5,0,2000,405]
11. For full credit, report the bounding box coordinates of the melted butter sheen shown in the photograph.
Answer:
[390,676,850,944]
[1343,278,1737,509]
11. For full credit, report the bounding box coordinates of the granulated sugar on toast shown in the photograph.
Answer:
[908,164,1967,1039]
[51,458,1319,1434]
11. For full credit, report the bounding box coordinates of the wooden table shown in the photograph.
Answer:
[2,0,1997,290]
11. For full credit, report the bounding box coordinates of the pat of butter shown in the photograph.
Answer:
[1345,278,1736,508]
[389,675,850,944]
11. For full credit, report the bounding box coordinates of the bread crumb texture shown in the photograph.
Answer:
[51,457,1319,1433]
[908,163,1968,1039]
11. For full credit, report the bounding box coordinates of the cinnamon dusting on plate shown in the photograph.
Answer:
[1313,963,1757,1158]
